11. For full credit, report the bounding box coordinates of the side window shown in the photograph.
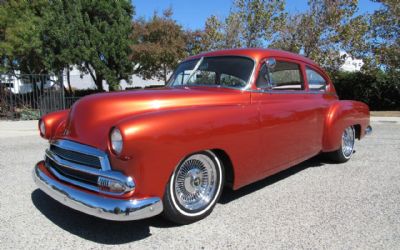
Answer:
[306,67,326,91]
[256,60,304,90]
[270,61,304,90]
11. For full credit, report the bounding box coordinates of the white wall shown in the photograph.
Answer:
[63,66,165,91]
[340,52,364,72]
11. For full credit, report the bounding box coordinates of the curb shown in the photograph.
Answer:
[371,116,400,123]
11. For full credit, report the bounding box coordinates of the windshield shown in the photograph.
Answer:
[168,56,254,89]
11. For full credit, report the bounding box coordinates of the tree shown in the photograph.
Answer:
[1,0,134,91]
[269,14,303,54]
[370,0,399,73]
[69,0,135,91]
[223,12,243,49]
[0,0,47,74]
[200,0,285,51]
[43,1,133,91]
[271,0,363,73]
[233,0,285,47]
[131,9,186,83]
[202,15,224,51]
[185,12,243,56]
[41,1,78,93]
[184,29,205,56]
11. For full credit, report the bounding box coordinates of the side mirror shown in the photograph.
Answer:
[265,58,276,69]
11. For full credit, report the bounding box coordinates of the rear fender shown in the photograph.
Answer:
[322,100,369,152]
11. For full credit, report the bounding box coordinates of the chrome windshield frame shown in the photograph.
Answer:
[167,55,257,91]
[185,56,204,84]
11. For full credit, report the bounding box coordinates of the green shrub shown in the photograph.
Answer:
[19,108,40,120]
[332,71,400,111]
[67,89,105,98]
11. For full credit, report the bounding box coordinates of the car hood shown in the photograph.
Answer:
[58,87,250,150]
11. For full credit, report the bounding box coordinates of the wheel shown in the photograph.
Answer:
[328,126,356,163]
[163,151,224,224]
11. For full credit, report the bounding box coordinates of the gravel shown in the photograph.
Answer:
[0,119,399,249]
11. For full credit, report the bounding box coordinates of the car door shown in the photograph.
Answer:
[251,57,324,175]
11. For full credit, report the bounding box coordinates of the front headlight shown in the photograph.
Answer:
[110,128,123,155]
[39,119,46,136]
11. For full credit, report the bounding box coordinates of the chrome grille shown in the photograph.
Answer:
[45,156,98,185]
[50,144,101,169]
[43,139,135,195]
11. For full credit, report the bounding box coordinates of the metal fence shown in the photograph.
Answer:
[0,73,166,120]
[65,96,81,109]
[0,74,65,120]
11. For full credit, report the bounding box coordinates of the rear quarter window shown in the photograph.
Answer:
[306,67,327,92]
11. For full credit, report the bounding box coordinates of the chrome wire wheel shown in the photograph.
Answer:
[341,126,355,159]
[170,151,223,217]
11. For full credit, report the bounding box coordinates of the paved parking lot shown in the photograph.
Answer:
[0,119,399,249]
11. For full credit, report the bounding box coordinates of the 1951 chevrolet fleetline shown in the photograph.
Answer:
[33,49,371,224]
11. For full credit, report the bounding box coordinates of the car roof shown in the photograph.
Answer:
[186,48,319,67]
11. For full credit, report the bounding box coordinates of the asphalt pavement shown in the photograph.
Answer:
[0,118,399,249]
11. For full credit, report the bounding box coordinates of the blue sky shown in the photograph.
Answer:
[132,0,382,30]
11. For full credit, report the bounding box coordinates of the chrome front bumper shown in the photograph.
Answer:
[33,162,163,221]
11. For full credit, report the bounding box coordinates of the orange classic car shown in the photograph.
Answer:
[33,49,372,224]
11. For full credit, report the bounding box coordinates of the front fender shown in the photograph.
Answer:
[322,100,370,152]
[109,105,260,198]
[40,109,69,139]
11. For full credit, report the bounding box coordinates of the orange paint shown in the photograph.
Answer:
[39,49,370,199]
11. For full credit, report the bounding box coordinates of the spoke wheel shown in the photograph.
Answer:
[174,154,218,212]
[341,126,355,159]
[327,125,356,163]
[163,151,224,224]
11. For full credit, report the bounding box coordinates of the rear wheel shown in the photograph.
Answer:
[163,151,224,224]
[328,126,355,163]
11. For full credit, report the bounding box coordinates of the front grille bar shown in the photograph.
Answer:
[50,144,101,169]
[44,139,135,195]
[50,139,111,171]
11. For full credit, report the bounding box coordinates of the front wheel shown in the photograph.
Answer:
[162,151,224,224]
[328,126,356,163]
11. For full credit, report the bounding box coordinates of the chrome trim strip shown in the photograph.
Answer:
[51,139,111,171]
[45,149,135,193]
[185,56,204,84]
[47,166,127,196]
[247,89,336,95]
[242,55,257,91]
[33,162,163,221]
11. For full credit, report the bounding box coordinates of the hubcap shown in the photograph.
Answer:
[342,126,355,158]
[174,154,218,211]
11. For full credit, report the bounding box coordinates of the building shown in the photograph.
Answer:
[0,72,57,94]
[340,52,364,72]
[63,66,165,91]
